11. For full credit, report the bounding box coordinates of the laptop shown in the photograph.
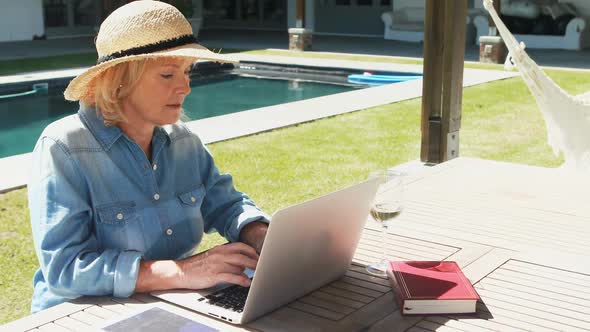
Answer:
[151,178,379,324]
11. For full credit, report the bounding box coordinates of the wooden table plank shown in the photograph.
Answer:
[1,302,92,332]
[502,260,590,285]
[477,277,590,309]
[35,323,71,332]
[288,301,347,321]
[488,270,590,297]
[360,230,459,255]
[318,285,375,304]
[82,306,119,320]
[476,283,590,314]
[406,327,434,332]
[52,317,92,332]
[477,300,589,332]
[366,310,422,332]
[307,291,366,309]
[328,281,384,298]
[446,313,557,332]
[93,299,136,315]
[427,315,525,332]
[67,311,103,326]
[414,319,472,332]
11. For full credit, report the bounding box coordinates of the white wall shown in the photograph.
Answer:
[0,0,44,42]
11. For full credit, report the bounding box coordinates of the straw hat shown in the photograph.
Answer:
[64,0,236,101]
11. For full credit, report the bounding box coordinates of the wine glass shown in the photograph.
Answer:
[366,169,404,276]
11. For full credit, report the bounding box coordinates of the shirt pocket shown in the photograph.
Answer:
[96,201,139,225]
[94,201,143,251]
[174,185,206,257]
[177,185,206,208]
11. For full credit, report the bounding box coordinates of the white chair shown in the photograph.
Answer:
[381,5,480,44]
[475,1,589,50]
[381,7,427,43]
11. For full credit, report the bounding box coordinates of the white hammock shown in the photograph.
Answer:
[483,0,590,170]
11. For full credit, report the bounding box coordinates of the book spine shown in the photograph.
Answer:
[386,268,407,312]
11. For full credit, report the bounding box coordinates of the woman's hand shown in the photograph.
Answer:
[177,242,259,289]
[239,221,269,254]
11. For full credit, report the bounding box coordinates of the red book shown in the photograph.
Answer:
[386,261,480,315]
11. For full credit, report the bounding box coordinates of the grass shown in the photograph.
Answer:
[1,51,590,324]
[244,49,511,71]
[0,53,97,76]
[0,190,37,324]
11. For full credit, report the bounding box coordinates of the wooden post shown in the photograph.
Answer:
[420,0,467,164]
[296,0,305,28]
[289,0,312,51]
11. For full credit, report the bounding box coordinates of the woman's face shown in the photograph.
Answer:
[122,58,193,129]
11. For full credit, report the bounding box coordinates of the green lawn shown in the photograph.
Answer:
[1,52,589,324]
[0,53,97,76]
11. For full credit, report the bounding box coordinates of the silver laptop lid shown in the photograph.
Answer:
[241,178,379,323]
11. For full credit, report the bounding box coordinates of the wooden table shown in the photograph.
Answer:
[4,157,590,331]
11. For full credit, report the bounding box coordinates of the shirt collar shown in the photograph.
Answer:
[78,104,172,150]
[154,125,172,145]
[78,104,123,150]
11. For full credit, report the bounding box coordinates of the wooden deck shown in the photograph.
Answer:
[3,157,590,331]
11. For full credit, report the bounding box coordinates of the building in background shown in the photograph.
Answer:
[1,0,589,50]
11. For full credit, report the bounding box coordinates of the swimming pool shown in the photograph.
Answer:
[0,63,420,159]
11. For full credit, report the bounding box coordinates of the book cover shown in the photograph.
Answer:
[387,261,480,315]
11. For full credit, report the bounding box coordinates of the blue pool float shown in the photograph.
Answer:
[347,74,422,86]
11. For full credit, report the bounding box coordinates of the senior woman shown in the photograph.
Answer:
[28,1,269,313]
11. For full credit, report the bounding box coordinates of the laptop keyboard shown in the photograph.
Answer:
[200,285,249,313]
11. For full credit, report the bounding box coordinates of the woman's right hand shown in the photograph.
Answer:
[177,242,259,289]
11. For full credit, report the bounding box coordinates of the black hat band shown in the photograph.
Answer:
[97,34,198,64]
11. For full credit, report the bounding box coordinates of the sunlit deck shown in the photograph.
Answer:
[4,157,589,331]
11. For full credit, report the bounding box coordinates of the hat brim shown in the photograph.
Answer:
[64,44,238,101]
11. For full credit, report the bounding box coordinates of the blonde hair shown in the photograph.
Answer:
[81,59,149,126]
[81,57,192,126]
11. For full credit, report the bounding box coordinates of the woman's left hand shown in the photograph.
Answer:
[239,221,268,254]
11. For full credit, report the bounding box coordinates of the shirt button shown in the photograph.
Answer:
[153,164,157,170]
[153,193,160,201]
[166,228,173,236]
[191,196,196,203]
[116,213,124,220]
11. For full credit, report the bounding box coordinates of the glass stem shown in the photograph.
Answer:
[380,223,388,264]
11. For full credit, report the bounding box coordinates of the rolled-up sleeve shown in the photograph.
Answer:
[29,137,142,299]
[196,141,270,243]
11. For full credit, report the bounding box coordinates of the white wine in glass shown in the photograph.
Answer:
[366,170,404,276]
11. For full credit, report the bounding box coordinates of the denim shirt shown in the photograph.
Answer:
[28,104,270,313]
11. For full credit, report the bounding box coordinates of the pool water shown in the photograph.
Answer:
[0,75,359,159]
[184,75,355,120]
